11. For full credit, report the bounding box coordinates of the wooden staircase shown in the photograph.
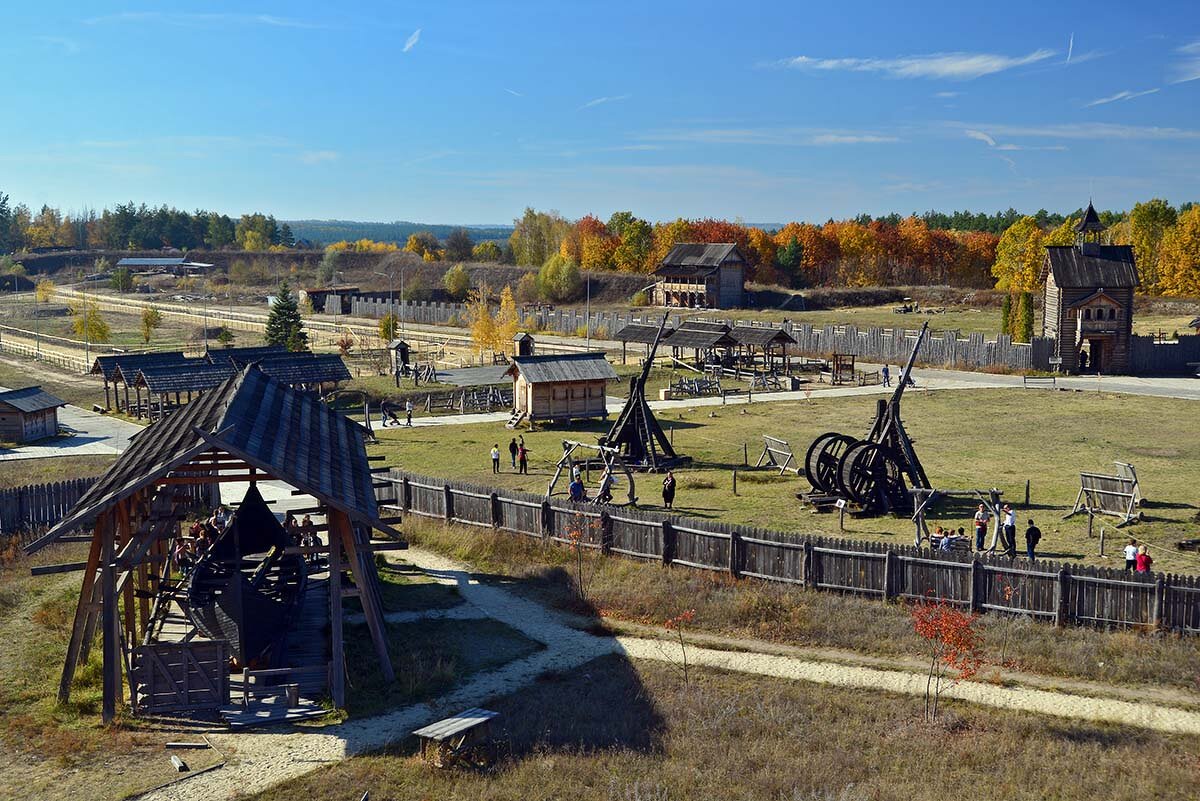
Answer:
[504,410,526,429]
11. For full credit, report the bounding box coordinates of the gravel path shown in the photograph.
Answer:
[138,546,1200,801]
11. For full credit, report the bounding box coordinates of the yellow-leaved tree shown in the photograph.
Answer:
[991,216,1045,293]
[71,299,110,342]
[467,281,496,354]
[1157,206,1200,297]
[35,278,55,303]
[495,285,519,350]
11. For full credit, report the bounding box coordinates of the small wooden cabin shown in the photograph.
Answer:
[653,243,746,309]
[1041,202,1138,374]
[0,386,66,443]
[299,285,359,315]
[512,332,535,357]
[505,352,616,423]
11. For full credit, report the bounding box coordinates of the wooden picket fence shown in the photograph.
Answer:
[379,470,1200,635]
[0,478,99,541]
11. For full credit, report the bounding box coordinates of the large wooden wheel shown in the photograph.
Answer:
[805,433,858,494]
[836,441,904,508]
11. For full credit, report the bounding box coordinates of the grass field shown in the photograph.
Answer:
[250,654,1200,801]
[369,387,1200,575]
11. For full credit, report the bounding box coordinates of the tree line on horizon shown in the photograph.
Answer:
[0,189,1196,297]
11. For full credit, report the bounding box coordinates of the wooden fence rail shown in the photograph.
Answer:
[380,469,1200,635]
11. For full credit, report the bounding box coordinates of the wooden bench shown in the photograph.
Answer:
[412,708,500,768]
[930,536,972,553]
[1022,375,1056,389]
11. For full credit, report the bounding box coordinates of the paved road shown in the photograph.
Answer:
[0,389,142,461]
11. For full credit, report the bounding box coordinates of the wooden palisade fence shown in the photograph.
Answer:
[0,478,99,540]
[382,470,1200,635]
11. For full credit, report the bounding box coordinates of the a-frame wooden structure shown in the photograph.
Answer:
[601,315,689,472]
[25,366,403,722]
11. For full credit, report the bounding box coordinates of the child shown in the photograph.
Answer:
[490,444,501,473]
[1124,538,1138,571]
[1135,545,1153,573]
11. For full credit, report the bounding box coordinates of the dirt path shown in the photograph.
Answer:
[138,546,1200,800]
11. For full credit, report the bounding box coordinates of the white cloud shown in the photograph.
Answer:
[85,12,322,29]
[971,122,1200,140]
[403,28,421,53]
[579,94,630,110]
[934,91,961,98]
[1171,40,1200,83]
[772,48,1055,80]
[965,129,996,146]
[299,150,340,164]
[504,88,523,97]
[809,133,898,144]
[639,127,899,146]
[34,35,80,54]
[1066,32,1074,64]
[1085,88,1160,107]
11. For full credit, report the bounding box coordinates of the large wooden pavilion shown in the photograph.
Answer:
[25,365,402,722]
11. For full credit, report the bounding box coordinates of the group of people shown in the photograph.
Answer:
[285,512,322,566]
[929,502,1043,560]
[490,437,529,474]
[380,399,414,428]
[173,506,234,574]
[1124,539,1155,573]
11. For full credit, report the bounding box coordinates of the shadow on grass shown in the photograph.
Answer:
[345,561,461,615]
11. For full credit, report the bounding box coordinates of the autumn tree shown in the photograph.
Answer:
[35,278,55,303]
[379,312,399,342]
[612,216,653,273]
[71,299,110,342]
[495,284,519,348]
[471,241,502,262]
[509,208,571,267]
[538,254,582,302]
[991,216,1044,293]
[404,231,440,259]
[1129,199,1178,292]
[110,265,134,293]
[443,263,471,301]
[1158,206,1200,297]
[140,306,163,344]
[910,596,983,721]
[317,248,340,286]
[466,281,497,352]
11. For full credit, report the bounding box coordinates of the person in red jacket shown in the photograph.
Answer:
[1135,544,1153,573]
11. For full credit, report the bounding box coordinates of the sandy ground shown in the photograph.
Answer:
[138,545,1200,801]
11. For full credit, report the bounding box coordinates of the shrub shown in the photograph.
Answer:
[443,264,470,301]
[515,272,539,303]
[631,290,650,307]
[538,254,582,302]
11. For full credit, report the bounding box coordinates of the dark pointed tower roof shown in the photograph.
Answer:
[1074,201,1106,233]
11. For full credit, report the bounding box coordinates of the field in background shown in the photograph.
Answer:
[371,387,1200,575]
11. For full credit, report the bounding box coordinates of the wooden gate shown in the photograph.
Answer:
[131,641,230,714]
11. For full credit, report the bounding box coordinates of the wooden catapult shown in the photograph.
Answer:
[803,322,931,514]
[600,314,690,472]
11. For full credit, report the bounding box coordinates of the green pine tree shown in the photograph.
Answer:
[265,280,308,351]
[1018,291,1035,343]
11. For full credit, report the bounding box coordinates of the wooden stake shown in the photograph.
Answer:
[101,511,119,724]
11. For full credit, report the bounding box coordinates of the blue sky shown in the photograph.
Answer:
[3,1,1199,224]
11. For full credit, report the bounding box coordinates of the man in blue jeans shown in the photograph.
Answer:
[973,503,989,551]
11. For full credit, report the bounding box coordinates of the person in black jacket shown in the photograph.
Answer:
[662,471,677,509]
[1024,518,1042,561]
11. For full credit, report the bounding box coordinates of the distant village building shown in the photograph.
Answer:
[1041,202,1138,374]
[505,352,616,424]
[653,243,746,309]
[0,386,66,443]
[299,286,359,315]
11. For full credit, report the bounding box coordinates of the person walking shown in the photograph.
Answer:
[300,515,319,566]
[490,443,501,473]
[1135,545,1153,573]
[405,399,414,427]
[508,437,519,468]
[1024,518,1041,561]
[662,471,677,509]
[1124,538,1139,571]
[517,441,529,475]
[973,503,989,551]
[881,364,891,387]
[1002,504,1017,557]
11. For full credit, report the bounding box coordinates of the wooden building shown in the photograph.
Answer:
[653,243,746,309]
[1041,202,1138,374]
[24,366,402,722]
[0,386,66,443]
[299,285,359,315]
[505,352,617,424]
[664,320,738,367]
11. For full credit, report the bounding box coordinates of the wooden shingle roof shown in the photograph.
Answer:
[91,351,188,381]
[613,322,675,344]
[27,365,390,553]
[134,363,237,393]
[654,243,746,277]
[1043,245,1139,289]
[664,321,738,349]
[257,352,352,385]
[504,352,617,384]
[204,345,288,366]
[729,325,797,347]
[0,386,66,413]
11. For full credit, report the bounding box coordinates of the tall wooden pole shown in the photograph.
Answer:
[101,510,119,724]
[58,529,103,703]
[328,515,345,709]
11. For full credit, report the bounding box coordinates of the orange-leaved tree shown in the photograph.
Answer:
[909,594,983,721]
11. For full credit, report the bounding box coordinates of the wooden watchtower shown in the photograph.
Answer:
[24,366,403,722]
[1041,202,1138,374]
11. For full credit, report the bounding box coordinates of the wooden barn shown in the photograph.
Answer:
[653,243,746,309]
[0,386,66,443]
[1041,202,1138,374]
[505,352,616,425]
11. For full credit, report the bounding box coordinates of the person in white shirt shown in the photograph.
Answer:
[490,444,501,473]
[973,504,989,551]
[1124,539,1139,571]
[1002,505,1017,557]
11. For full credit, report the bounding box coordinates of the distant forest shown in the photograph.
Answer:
[284,220,512,246]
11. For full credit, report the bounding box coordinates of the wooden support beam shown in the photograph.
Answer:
[332,511,394,683]
[328,519,345,709]
[57,531,102,704]
[101,510,119,724]
[156,474,279,485]
[31,561,90,576]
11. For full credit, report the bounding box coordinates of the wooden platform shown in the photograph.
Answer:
[219,695,330,730]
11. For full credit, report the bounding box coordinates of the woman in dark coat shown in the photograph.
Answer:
[662,471,677,509]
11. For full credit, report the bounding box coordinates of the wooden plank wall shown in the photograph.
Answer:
[383,469,1200,635]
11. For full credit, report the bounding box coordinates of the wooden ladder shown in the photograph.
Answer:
[504,410,526,429]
